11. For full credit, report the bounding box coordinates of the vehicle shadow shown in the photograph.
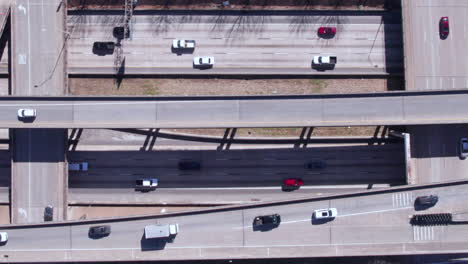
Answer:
[140,234,167,251]
[281,185,299,192]
[311,215,334,225]
[171,47,194,55]
[252,223,280,232]
[311,63,335,71]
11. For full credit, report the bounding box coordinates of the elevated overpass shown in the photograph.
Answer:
[0,90,466,128]
[0,180,467,262]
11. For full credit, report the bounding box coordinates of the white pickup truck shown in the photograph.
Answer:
[172,39,195,49]
[69,162,88,171]
[136,178,158,190]
[313,56,337,66]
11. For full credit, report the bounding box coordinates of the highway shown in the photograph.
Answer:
[409,124,468,184]
[66,11,403,75]
[0,91,466,128]
[403,0,468,90]
[0,181,468,262]
[10,0,68,223]
[68,144,405,204]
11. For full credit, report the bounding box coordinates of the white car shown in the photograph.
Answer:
[0,232,8,243]
[314,208,338,219]
[17,108,36,118]
[193,56,214,67]
[69,162,88,171]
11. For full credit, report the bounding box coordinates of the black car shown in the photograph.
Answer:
[306,161,327,169]
[253,214,281,227]
[415,195,439,207]
[88,225,111,238]
[44,205,53,222]
[92,42,115,55]
[178,160,201,170]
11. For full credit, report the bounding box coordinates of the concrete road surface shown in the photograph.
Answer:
[409,124,468,184]
[0,182,467,262]
[11,129,66,223]
[68,144,405,204]
[67,11,403,75]
[10,0,68,223]
[0,91,466,128]
[403,0,468,90]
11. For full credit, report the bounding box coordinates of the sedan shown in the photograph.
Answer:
[17,108,36,118]
[439,16,449,39]
[89,225,111,238]
[253,214,281,227]
[415,195,438,208]
[193,56,214,68]
[460,138,468,159]
[318,27,336,38]
[283,178,303,188]
[314,208,338,219]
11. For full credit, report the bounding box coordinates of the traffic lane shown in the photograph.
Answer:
[404,94,468,123]
[69,166,404,188]
[68,144,404,167]
[11,0,32,96]
[12,129,66,223]
[68,185,391,205]
[411,1,468,90]
[1,225,71,250]
[28,0,67,96]
[0,102,73,125]
[73,101,157,126]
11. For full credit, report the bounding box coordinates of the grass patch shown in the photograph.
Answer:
[309,79,328,93]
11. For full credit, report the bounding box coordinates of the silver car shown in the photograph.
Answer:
[460,138,468,159]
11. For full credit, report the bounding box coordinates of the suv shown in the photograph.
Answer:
[44,205,53,221]
[253,214,281,228]
[88,225,111,238]
[314,208,337,220]
[69,162,88,171]
[460,138,468,159]
[17,108,36,119]
[92,42,115,55]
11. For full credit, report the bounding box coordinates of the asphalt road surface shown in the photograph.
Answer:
[0,182,467,262]
[68,144,405,204]
[403,0,468,90]
[67,11,403,75]
[0,92,467,128]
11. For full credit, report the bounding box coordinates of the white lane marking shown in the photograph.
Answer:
[413,226,435,241]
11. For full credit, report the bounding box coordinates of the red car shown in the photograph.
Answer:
[283,178,304,188]
[318,27,336,38]
[439,17,449,39]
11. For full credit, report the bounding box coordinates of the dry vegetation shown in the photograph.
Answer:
[70,77,403,96]
[68,0,400,10]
